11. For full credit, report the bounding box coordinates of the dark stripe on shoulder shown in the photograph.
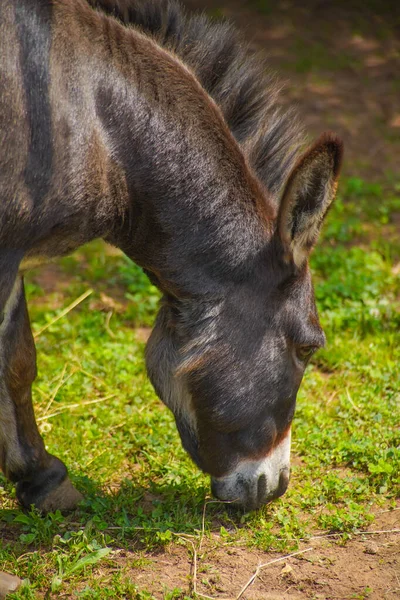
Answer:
[14,0,53,206]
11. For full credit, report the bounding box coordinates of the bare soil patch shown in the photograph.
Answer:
[110,508,400,599]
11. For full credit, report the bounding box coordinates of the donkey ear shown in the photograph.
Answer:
[278,133,343,268]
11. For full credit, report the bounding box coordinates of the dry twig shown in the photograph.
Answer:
[105,310,115,338]
[34,289,93,338]
[42,364,78,416]
[234,547,313,600]
[37,394,115,422]
[308,528,400,541]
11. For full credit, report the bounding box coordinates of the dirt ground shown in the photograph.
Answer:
[109,507,400,599]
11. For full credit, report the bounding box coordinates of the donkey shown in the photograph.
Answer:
[0,0,342,513]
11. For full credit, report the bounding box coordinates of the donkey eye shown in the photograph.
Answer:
[296,345,317,362]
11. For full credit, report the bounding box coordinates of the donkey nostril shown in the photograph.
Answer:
[278,468,290,497]
[257,473,267,503]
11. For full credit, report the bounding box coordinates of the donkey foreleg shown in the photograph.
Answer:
[0,277,82,512]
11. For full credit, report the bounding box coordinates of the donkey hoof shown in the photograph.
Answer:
[0,572,22,599]
[39,477,83,513]
[16,456,83,512]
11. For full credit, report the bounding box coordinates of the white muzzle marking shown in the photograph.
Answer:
[211,428,291,509]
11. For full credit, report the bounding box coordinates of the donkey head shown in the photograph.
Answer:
[146,134,343,510]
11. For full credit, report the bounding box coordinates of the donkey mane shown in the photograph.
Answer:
[89,0,304,197]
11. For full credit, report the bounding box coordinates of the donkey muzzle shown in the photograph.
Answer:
[210,429,291,510]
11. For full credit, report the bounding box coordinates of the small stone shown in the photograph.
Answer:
[364,542,379,555]
[280,563,293,576]
[0,572,23,599]
[390,115,400,128]
[280,562,299,584]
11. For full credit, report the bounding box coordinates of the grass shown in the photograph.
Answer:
[249,0,273,16]
[0,175,399,598]
[288,39,361,74]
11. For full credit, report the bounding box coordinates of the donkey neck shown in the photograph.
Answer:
[66,0,275,296]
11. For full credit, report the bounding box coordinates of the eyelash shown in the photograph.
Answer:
[296,345,317,362]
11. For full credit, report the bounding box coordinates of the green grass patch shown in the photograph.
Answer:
[287,40,361,74]
[249,0,273,16]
